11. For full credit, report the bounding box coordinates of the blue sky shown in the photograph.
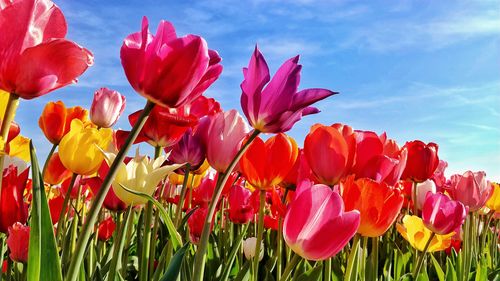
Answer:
[15,0,500,181]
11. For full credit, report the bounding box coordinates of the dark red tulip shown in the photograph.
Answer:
[401,140,439,183]
[0,165,29,233]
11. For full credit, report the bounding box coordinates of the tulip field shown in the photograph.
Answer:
[0,0,499,281]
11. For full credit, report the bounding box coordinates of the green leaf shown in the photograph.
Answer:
[27,141,63,281]
[296,265,323,281]
[159,243,189,281]
[119,183,182,249]
[445,257,457,281]
[234,260,251,281]
[430,254,445,281]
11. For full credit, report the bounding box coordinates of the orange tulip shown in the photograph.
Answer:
[239,133,298,190]
[341,176,404,237]
[38,101,88,144]
[304,124,355,186]
[44,152,72,185]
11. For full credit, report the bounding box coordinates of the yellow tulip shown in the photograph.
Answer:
[8,135,30,162]
[102,149,182,205]
[396,215,454,252]
[59,119,112,175]
[486,183,500,213]
[169,169,208,189]
[0,89,9,117]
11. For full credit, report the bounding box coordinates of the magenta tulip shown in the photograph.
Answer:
[206,110,249,172]
[448,171,493,212]
[240,46,336,133]
[228,184,254,224]
[90,87,126,128]
[120,17,222,108]
[169,128,205,169]
[283,181,360,261]
[0,0,93,99]
[422,193,466,235]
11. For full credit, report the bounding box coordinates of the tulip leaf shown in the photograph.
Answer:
[445,257,457,281]
[119,183,182,249]
[296,264,323,281]
[159,243,189,281]
[27,141,63,281]
[430,254,445,281]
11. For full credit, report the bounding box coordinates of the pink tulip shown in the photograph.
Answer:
[206,110,249,172]
[120,17,222,108]
[90,87,126,128]
[283,181,360,261]
[422,193,466,235]
[0,0,93,99]
[240,46,336,133]
[228,184,254,224]
[6,223,30,263]
[448,171,493,212]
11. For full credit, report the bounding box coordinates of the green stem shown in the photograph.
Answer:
[174,164,191,227]
[140,202,153,281]
[55,173,78,241]
[279,254,301,281]
[219,223,250,281]
[0,235,5,281]
[345,234,361,281]
[41,143,58,179]
[413,232,435,277]
[371,237,379,281]
[66,101,155,281]
[277,218,283,281]
[253,190,266,281]
[108,207,132,281]
[191,129,260,281]
[324,258,331,281]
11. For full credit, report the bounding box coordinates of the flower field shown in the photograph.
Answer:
[0,0,498,281]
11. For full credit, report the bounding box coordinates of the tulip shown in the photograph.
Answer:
[228,184,254,224]
[121,17,221,108]
[0,165,29,233]
[414,179,437,211]
[59,119,112,175]
[188,207,211,244]
[281,149,314,190]
[206,110,249,172]
[239,133,298,190]
[90,87,126,128]
[6,223,29,263]
[448,171,493,212]
[422,193,466,235]
[85,175,127,212]
[44,152,72,185]
[0,0,93,99]
[240,46,335,133]
[304,124,354,185]
[243,237,264,261]
[101,149,182,205]
[283,182,360,260]
[486,183,500,213]
[38,101,89,145]
[48,194,65,224]
[97,217,116,241]
[2,155,28,177]
[341,176,404,237]
[169,128,205,169]
[191,177,216,208]
[6,135,30,162]
[401,140,439,183]
[432,160,448,191]
[397,215,454,252]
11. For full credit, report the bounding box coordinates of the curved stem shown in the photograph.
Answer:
[412,232,435,277]
[66,101,155,281]
[253,190,266,281]
[192,129,260,281]
[279,254,301,281]
[55,173,78,241]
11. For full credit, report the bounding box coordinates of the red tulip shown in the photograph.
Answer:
[240,46,335,133]
[192,177,216,208]
[341,176,404,237]
[120,17,221,108]
[90,87,126,128]
[401,140,439,183]
[44,152,72,185]
[283,181,360,260]
[48,194,65,224]
[6,223,29,263]
[97,217,116,241]
[228,184,254,224]
[0,0,93,99]
[0,165,29,233]
[422,193,466,235]
[38,101,88,145]
[187,207,213,244]
[239,134,298,190]
[304,124,354,185]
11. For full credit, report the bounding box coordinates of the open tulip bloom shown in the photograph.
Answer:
[0,1,498,281]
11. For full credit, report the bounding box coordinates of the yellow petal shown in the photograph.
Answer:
[8,135,30,162]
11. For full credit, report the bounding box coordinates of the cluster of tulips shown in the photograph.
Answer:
[0,0,499,281]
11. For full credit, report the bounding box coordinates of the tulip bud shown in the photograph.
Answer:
[242,237,264,261]
[90,87,126,128]
[6,223,30,263]
[97,217,116,241]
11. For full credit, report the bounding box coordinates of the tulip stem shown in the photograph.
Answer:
[0,93,20,203]
[55,173,78,242]
[345,234,361,281]
[253,190,266,281]
[412,232,435,277]
[324,258,331,281]
[41,143,58,180]
[66,100,155,281]
[0,235,5,281]
[174,164,191,227]
[140,201,153,281]
[192,129,260,281]
[277,218,283,280]
[279,253,301,281]
[371,237,379,281]
[108,206,132,281]
[219,223,250,281]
